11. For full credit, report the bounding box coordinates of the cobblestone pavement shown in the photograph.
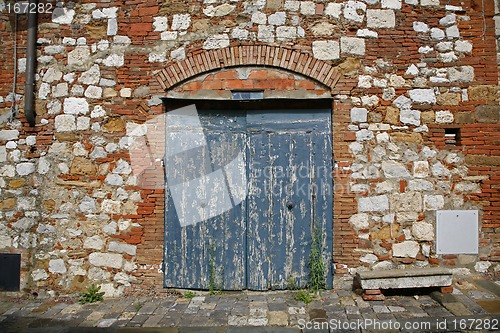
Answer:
[1,276,499,332]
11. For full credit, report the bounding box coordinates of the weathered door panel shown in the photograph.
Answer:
[246,110,333,290]
[164,111,247,290]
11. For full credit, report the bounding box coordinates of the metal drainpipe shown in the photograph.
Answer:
[24,0,38,127]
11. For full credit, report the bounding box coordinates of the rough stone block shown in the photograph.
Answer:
[392,241,420,258]
[367,9,395,29]
[89,252,123,269]
[0,130,19,141]
[475,105,500,123]
[312,40,339,60]
[344,1,366,22]
[390,191,422,212]
[49,259,67,274]
[341,37,365,55]
[448,66,474,82]
[382,160,410,179]
[350,107,368,123]
[409,89,436,104]
[109,241,137,256]
[412,221,434,241]
[358,195,389,212]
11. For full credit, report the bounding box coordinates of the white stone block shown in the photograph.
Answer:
[171,14,191,30]
[421,0,440,6]
[42,67,63,83]
[161,31,178,41]
[392,241,419,258]
[367,9,395,28]
[436,41,453,52]
[64,97,89,115]
[356,129,374,141]
[446,25,460,39]
[357,29,378,38]
[107,18,118,36]
[103,53,124,67]
[341,37,365,55]
[32,269,49,281]
[440,14,456,26]
[49,259,67,274]
[153,17,168,32]
[435,110,454,124]
[351,108,368,123]
[413,21,429,33]
[251,11,267,25]
[55,115,76,132]
[358,195,389,212]
[325,3,342,18]
[448,66,474,82]
[430,28,445,40]
[16,162,36,176]
[84,235,104,250]
[257,25,275,43]
[381,160,410,178]
[171,47,186,61]
[78,64,101,85]
[52,8,75,25]
[300,1,316,15]
[408,89,436,104]
[203,4,236,17]
[0,130,19,141]
[284,0,300,11]
[349,213,370,229]
[423,194,444,210]
[148,50,167,63]
[381,0,401,10]
[344,1,366,22]
[89,252,123,269]
[312,40,340,60]
[268,12,286,25]
[400,109,421,126]
[413,161,429,178]
[84,86,103,99]
[68,46,90,67]
[232,27,249,40]
[276,26,297,41]
[412,222,434,241]
[431,162,450,177]
[38,157,50,175]
[109,241,137,256]
[454,40,472,53]
[52,83,69,98]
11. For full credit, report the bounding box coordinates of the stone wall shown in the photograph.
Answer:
[0,0,498,296]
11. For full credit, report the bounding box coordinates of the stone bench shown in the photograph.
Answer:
[354,268,453,301]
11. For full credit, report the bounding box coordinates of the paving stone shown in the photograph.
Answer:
[228,315,248,326]
[268,302,288,311]
[143,313,165,327]
[345,306,360,314]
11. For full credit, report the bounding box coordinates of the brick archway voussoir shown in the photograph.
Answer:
[154,45,341,91]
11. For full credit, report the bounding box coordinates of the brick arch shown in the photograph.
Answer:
[154,45,342,91]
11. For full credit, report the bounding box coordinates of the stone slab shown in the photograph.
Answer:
[356,268,453,290]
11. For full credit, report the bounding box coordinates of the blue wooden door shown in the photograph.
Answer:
[164,106,333,290]
[246,110,333,290]
[163,110,247,290]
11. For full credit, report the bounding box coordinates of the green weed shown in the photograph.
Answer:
[78,284,105,304]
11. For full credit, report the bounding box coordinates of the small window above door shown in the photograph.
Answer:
[231,90,264,100]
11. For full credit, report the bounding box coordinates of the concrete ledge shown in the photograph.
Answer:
[355,268,453,290]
